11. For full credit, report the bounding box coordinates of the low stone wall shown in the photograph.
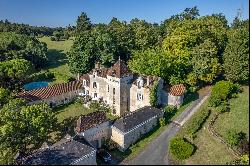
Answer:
[73,151,97,165]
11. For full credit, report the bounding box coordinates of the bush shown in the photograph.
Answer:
[150,81,158,107]
[186,109,210,139]
[226,130,246,147]
[227,154,249,165]
[159,117,166,127]
[215,101,230,113]
[50,36,56,41]
[169,137,195,160]
[209,80,235,107]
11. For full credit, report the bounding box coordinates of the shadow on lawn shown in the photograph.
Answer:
[45,49,68,70]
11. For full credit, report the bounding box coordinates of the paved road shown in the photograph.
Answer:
[122,92,210,165]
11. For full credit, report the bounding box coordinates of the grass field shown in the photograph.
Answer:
[172,86,249,165]
[213,86,249,140]
[37,36,74,85]
[174,100,236,165]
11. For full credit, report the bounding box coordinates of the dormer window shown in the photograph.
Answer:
[93,82,97,88]
[107,85,109,92]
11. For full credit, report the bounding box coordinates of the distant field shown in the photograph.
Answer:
[37,36,75,85]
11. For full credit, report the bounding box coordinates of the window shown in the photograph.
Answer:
[137,93,143,101]
[107,85,109,92]
[93,82,97,88]
[94,93,97,98]
[86,90,89,95]
[113,97,115,104]
[137,81,141,89]
[83,80,86,86]
[113,88,115,95]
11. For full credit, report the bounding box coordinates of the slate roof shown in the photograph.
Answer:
[113,106,163,133]
[169,84,186,96]
[76,111,108,133]
[22,139,95,165]
[107,59,131,78]
[16,81,82,102]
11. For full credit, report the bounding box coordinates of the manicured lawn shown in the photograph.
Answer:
[37,36,75,85]
[213,86,249,140]
[173,99,239,165]
[54,101,92,123]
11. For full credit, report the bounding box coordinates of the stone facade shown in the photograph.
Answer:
[79,59,166,117]
[111,106,163,151]
[77,121,111,148]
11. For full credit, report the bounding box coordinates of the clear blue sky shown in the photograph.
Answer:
[0,0,249,27]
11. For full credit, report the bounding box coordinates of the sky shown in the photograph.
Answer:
[0,0,249,27]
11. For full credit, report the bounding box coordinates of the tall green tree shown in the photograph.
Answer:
[223,27,249,83]
[190,40,221,84]
[75,12,92,35]
[0,88,11,107]
[0,99,57,156]
[0,59,34,89]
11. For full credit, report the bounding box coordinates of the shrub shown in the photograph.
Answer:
[209,80,235,107]
[169,137,195,160]
[50,36,56,41]
[159,117,166,127]
[186,109,210,139]
[226,130,246,147]
[150,81,158,107]
[226,154,249,165]
[215,101,230,113]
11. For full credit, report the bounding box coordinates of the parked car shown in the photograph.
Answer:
[97,149,112,163]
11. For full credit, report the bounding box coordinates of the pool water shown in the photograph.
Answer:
[24,81,49,91]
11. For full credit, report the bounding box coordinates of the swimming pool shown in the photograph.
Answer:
[24,81,49,91]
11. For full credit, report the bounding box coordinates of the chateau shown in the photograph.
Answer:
[78,58,186,117]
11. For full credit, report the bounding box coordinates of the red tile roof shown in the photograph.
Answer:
[76,111,108,133]
[79,74,90,82]
[107,59,131,78]
[16,81,82,102]
[169,84,186,96]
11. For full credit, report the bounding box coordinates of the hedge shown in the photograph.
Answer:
[169,137,195,160]
[186,108,210,139]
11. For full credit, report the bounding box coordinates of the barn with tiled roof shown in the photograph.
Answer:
[16,81,83,107]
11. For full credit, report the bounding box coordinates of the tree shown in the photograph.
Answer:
[190,40,221,84]
[75,12,92,35]
[223,28,249,83]
[0,59,35,89]
[0,88,11,107]
[67,31,96,74]
[0,99,57,157]
[150,81,158,107]
[0,32,48,68]
[52,30,64,41]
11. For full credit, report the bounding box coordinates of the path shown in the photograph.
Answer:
[122,91,211,165]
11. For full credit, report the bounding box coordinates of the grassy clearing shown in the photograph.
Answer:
[37,36,74,85]
[172,91,245,165]
[213,86,249,140]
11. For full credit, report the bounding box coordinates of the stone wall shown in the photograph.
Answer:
[78,121,111,148]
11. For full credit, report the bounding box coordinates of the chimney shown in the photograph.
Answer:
[77,73,80,80]
[64,134,72,140]
[40,142,50,150]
